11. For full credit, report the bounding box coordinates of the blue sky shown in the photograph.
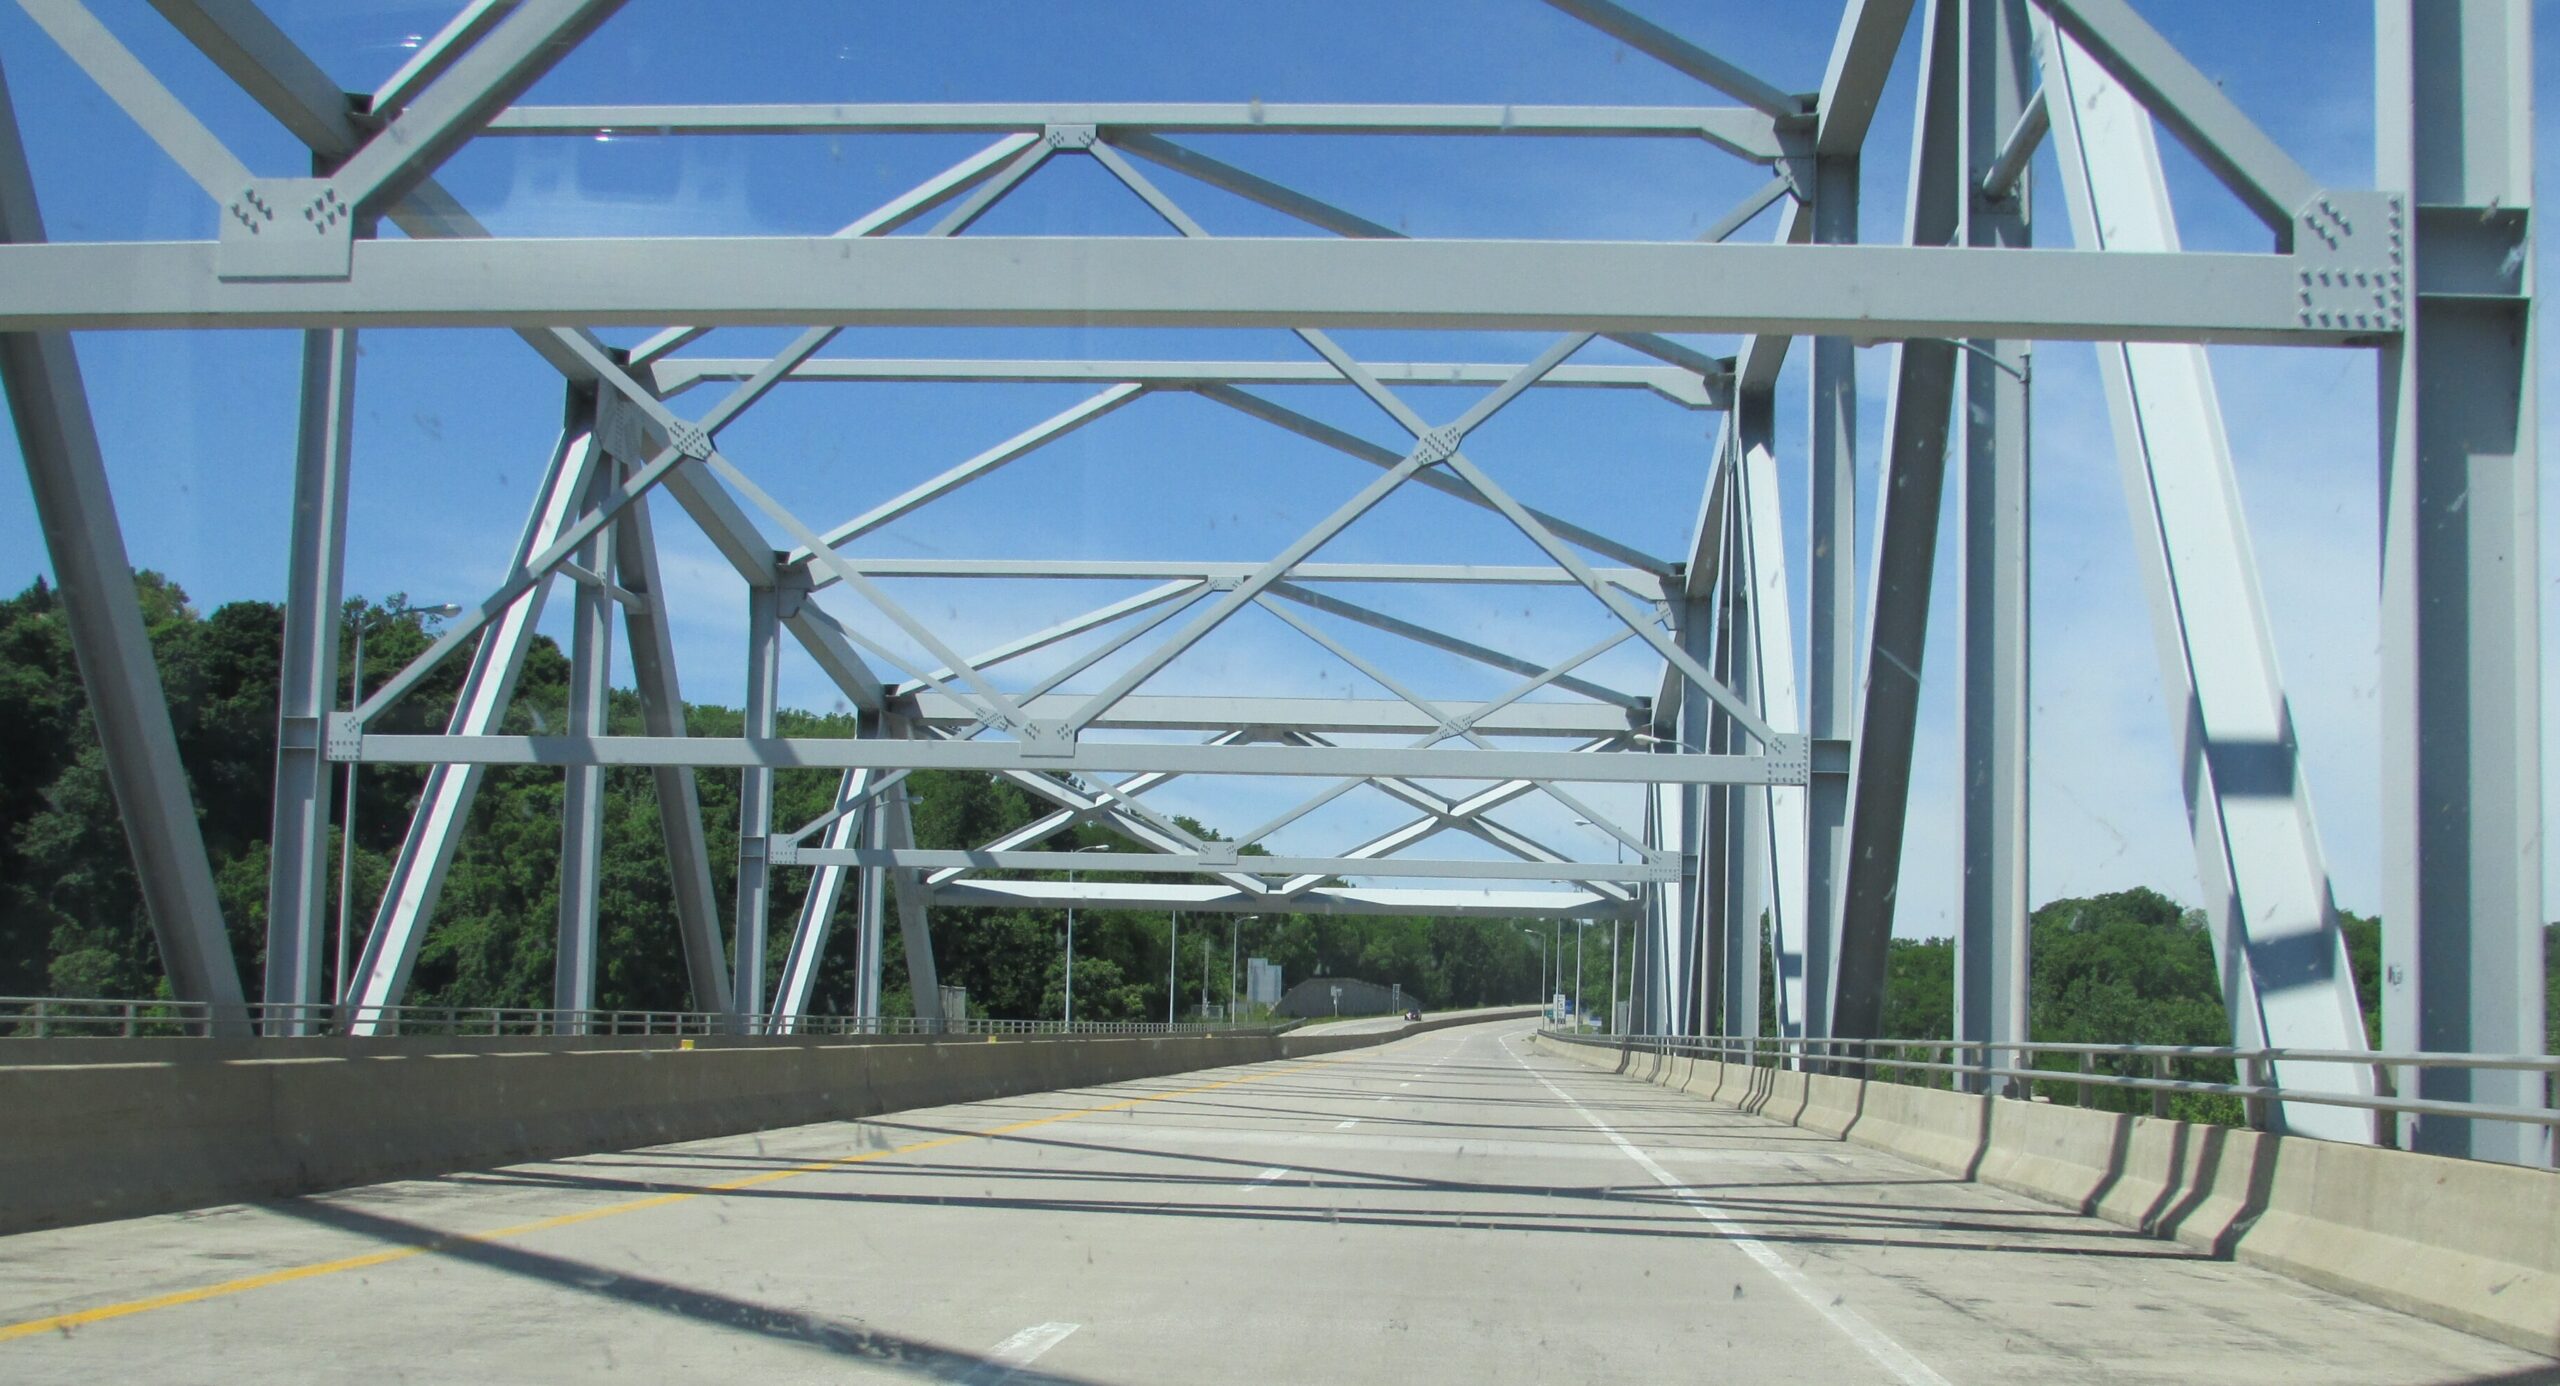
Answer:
[0,1,2553,927]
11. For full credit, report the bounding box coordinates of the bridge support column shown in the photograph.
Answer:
[1954,0,2033,1094]
[734,581,782,1029]
[553,411,615,1029]
[263,327,356,1034]
[1801,150,1860,1049]
[2375,0,2546,1164]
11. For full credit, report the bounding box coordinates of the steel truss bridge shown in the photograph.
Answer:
[0,0,2541,1177]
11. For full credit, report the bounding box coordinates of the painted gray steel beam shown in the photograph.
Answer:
[1540,0,1803,119]
[733,583,780,1031]
[2040,18,2374,1142]
[1831,0,1964,1050]
[346,428,598,1029]
[368,0,519,121]
[344,732,1806,785]
[328,0,629,216]
[0,57,246,1031]
[0,236,2392,345]
[651,357,1723,408]
[610,467,732,1017]
[552,440,615,1026]
[1800,148,1859,1044]
[1725,477,1767,1041]
[485,101,1786,157]
[786,849,1674,886]
[881,775,942,1026]
[904,693,1636,737]
[18,0,254,203]
[2374,0,2545,1165]
[774,769,866,1027]
[259,327,353,1034]
[828,560,1665,596]
[144,0,360,153]
[2030,0,2318,236]
[1194,384,1676,576]
[890,580,1203,701]
[930,879,1633,921]
[1953,0,2034,1090]
[1817,0,1919,156]
[1738,391,1810,1039]
[1264,582,1648,709]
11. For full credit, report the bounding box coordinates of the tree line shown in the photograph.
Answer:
[3,574,2552,1058]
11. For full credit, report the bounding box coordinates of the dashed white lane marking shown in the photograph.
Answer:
[970,1321,1080,1383]
[1500,1038,1954,1386]
[1252,1167,1291,1184]
[1334,1118,1360,1130]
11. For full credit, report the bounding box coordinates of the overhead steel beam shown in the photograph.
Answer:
[486,101,1787,158]
[344,732,1807,785]
[651,356,1723,408]
[929,879,1634,921]
[0,236,2398,345]
[904,693,1637,737]
[784,848,1673,886]
[1540,0,1803,118]
[0,56,246,1031]
[2029,0,2318,236]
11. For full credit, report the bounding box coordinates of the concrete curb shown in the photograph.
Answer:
[1533,1033,2560,1358]
[0,1018,1526,1237]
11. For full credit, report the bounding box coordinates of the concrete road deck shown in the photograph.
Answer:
[2,1020,2549,1384]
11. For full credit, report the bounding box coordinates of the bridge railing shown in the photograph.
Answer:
[1540,1028,2560,1143]
[0,996,1276,1041]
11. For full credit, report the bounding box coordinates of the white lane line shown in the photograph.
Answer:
[1500,1039,1953,1386]
[1253,1166,1291,1184]
[1335,1118,1360,1130]
[970,1321,1080,1383]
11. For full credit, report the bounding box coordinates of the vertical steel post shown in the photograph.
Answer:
[552,422,614,1027]
[1735,390,1790,1043]
[734,580,781,1030]
[0,57,245,1032]
[858,796,887,1022]
[1803,151,1860,1045]
[883,769,943,1028]
[262,327,355,1034]
[2376,0,2546,1164]
[1955,0,2033,1093]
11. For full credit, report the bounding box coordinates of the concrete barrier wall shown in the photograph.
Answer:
[1,1007,1539,1237]
[1534,1034,2560,1356]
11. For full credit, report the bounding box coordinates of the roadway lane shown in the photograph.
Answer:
[1,1020,2547,1384]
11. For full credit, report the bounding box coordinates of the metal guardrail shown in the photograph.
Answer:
[1541,1028,2560,1139]
[0,996,1279,1041]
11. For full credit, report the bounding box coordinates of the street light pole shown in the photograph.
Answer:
[1167,908,1178,1026]
[1518,927,1546,1012]
[1574,920,1584,1030]
[1609,920,1621,1035]
[334,600,457,1012]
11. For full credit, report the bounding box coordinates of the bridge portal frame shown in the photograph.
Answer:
[0,0,2538,1158]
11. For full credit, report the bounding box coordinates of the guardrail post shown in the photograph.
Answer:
[2078,1051,2093,1107]
[2242,1053,2270,1131]
[122,1000,136,1038]
[2152,1053,2170,1118]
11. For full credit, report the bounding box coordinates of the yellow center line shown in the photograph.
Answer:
[1,1049,1375,1344]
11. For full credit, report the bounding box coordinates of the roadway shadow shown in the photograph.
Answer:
[266,1199,1100,1384]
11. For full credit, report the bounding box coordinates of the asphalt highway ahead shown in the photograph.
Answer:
[1,1020,2547,1384]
